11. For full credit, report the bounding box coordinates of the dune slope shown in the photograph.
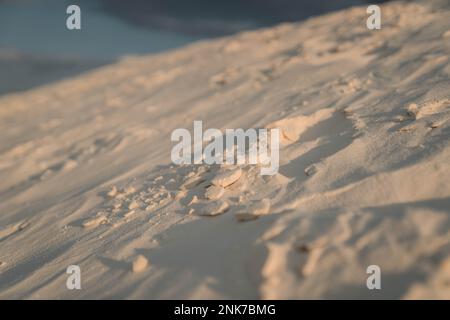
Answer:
[0,0,450,299]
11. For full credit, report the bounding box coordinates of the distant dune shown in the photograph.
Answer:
[0,0,450,299]
[0,51,110,96]
[95,0,390,36]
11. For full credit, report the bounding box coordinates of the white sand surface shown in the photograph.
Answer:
[1,0,450,299]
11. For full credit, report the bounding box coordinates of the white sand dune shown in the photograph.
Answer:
[1,0,450,299]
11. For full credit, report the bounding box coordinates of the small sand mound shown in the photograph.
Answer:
[267,108,334,143]
[211,168,243,188]
[132,255,149,273]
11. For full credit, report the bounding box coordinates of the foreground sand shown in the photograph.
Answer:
[1,0,450,299]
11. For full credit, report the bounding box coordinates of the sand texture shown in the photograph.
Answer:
[0,0,450,299]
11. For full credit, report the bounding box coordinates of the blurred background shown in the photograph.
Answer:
[0,0,389,96]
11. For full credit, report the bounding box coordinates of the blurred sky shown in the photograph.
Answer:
[0,0,200,59]
[0,0,388,95]
[0,0,389,59]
